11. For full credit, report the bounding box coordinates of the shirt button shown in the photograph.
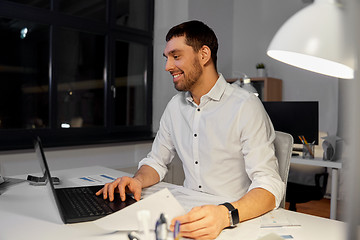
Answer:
[198,185,202,189]
[195,161,198,164]
[197,108,200,112]
[194,133,197,137]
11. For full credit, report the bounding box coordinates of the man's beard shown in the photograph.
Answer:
[174,57,203,92]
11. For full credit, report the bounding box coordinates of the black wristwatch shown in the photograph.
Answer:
[220,202,239,227]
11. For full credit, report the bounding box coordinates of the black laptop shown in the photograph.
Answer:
[33,137,136,224]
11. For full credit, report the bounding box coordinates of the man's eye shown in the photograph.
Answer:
[174,55,179,59]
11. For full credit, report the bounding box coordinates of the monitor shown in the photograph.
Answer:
[262,101,319,145]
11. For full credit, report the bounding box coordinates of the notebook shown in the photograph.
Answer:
[33,137,136,224]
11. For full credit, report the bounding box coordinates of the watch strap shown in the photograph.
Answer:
[220,202,239,227]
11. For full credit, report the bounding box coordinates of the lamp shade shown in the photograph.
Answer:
[267,0,354,79]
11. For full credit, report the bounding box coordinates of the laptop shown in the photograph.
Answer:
[33,137,136,224]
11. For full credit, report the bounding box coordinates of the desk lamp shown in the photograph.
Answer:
[232,72,259,96]
[267,0,354,79]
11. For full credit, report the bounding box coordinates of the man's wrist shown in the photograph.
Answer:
[219,202,239,227]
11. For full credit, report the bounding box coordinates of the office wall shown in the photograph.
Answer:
[152,0,189,132]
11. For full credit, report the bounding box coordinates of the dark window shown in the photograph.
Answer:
[114,40,147,127]
[55,28,105,128]
[6,0,49,8]
[0,18,49,129]
[56,0,106,22]
[0,0,154,150]
[115,0,151,31]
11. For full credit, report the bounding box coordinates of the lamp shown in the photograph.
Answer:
[242,76,259,97]
[232,72,259,96]
[267,0,354,79]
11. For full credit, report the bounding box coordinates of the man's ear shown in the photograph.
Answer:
[199,45,212,66]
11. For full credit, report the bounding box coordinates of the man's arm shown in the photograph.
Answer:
[96,165,160,201]
[170,187,275,240]
[230,187,275,222]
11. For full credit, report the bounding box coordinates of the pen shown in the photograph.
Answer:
[298,135,305,144]
[174,220,181,240]
[300,135,314,157]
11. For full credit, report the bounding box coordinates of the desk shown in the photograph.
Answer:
[0,166,346,240]
[291,156,342,220]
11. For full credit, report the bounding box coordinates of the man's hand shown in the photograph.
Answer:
[95,176,142,202]
[96,165,161,202]
[169,205,229,240]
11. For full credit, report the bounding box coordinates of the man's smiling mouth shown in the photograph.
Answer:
[172,72,183,82]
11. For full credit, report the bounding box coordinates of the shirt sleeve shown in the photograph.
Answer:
[239,95,285,208]
[138,103,176,181]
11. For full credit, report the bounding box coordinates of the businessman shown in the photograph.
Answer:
[97,20,284,239]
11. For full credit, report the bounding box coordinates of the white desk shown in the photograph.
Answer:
[0,166,346,240]
[290,156,342,220]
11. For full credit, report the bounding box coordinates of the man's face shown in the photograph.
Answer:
[163,36,203,92]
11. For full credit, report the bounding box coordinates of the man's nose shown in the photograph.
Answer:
[165,58,174,72]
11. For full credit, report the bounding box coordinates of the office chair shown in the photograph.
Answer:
[274,131,294,208]
[286,169,329,211]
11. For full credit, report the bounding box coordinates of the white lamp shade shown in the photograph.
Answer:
[267,0,354,79]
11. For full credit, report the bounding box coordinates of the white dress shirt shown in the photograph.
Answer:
[139,74,285,207]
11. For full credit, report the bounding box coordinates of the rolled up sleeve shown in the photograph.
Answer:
[240,96,285,208]
[138,105,176,181]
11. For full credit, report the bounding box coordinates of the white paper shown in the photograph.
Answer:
[169,186,237,212]
[260,210,301,228]
[94,188,186,231]
[69,174,117,186]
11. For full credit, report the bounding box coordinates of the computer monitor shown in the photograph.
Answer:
[262,101,319,145]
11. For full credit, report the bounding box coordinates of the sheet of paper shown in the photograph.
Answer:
[258,233,284,240]
[94,188,186,231]
[169,186,237,212]
[69,174,117,186]
[260,209,301,228]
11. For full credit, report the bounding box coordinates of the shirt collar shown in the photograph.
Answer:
[185,73,227,104]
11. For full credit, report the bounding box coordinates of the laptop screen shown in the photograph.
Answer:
[34,137,67,222]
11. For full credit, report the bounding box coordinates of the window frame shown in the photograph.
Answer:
[0,0,154,150]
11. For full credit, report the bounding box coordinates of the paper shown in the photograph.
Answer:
[260,210,300,228]
[258,233,285,240]
[94,188,186,231]
[169,186,237,212]
[69,174,117,186]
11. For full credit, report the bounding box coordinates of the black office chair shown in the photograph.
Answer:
[286,169,329,211]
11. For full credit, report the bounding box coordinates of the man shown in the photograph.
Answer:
[97,20,284,239]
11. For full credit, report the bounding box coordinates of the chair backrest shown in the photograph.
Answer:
[274,131,294,208]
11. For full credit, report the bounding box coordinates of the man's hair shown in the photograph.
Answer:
[166,20,218,70]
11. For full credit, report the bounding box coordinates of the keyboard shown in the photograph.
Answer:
[60,187,113,218]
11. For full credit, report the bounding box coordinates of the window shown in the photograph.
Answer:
[0,0,154,150]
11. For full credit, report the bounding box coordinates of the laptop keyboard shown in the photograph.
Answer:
[61,187,113,217]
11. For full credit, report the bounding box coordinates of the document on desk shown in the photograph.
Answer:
[69,174,118,186]
[260,209,301,228]
[94,188,186,231]
[258,210,300,240]
[169,186,237,212]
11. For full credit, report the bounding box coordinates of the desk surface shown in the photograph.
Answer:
[291,156,342,169]
[0,166,347,240]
